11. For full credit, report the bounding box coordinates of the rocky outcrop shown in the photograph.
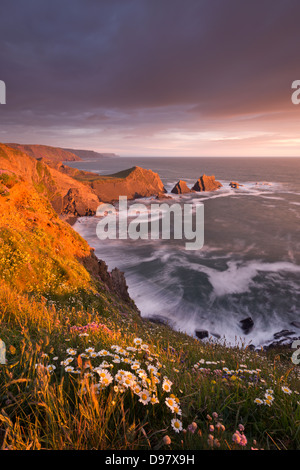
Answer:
[88,166,167,202]
[82,252,135,306]
[61,188,99,217]
[264,330,300,350]
[171,180,193,194]
[192,174,222,192]
[195,329,209,340]
[229,181,239,189]
[240,317,254,334]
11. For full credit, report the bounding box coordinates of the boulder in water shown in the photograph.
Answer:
[239,317,254,334]
[195,329,209,340]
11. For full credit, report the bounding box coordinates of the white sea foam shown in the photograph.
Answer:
[72,167,300,349]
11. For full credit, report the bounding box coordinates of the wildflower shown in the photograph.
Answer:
[85,347,95,354]
[98,350,110,357]
[66,348,77,356]
[171,418,183,433]
[207,434,214,447]
[162,378,173,393]
[118,348,128,356]
[214,438,220,448]
[232,432,241,445]
[150,395,159,405]
[187,422,197,434]
[97,368,113,387]
[61,357,74,366]
[131,362,140,370]
[254,398,263,405]
[216,422,225,433]
[162,435,171,446]
[281,386,292,395]
[65,366,75,373]
[264,399,273,407]
[172,404,182,415]
[123,376,135,389]
[165,397,177,410]
[139,389,151,405]
[147,364,158,375]
[133,338,143,346]
[264,393,274,402]
[46,364,56,372]
[84,372,93,378]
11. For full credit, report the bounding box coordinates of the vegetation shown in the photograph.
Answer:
[0,172,299,450]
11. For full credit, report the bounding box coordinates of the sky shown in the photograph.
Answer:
[0,0,300,157]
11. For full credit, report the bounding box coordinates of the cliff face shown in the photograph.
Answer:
[0,163,136,306]
[5,143,82,162]
[0,145,168,219]
[0,144,101,217]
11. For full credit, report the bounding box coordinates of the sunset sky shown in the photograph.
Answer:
[1,0,300,157]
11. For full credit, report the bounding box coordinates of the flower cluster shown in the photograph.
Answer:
[254,385,298,406]
[35,337,183,434]
[232,425,247,447]
[70,322,112,336]
[193,359,263,386]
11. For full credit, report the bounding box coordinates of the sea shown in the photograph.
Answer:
[67,156,300,348]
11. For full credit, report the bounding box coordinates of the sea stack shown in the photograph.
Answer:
[192,174,222,192]
[171,180,192,194]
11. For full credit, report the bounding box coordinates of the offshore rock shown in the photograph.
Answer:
[171,180,193,194]
[192,174,222,192]
[240,317,254,334]
[195,329,209,340]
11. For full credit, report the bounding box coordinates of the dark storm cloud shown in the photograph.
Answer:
[0,0,300,143]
